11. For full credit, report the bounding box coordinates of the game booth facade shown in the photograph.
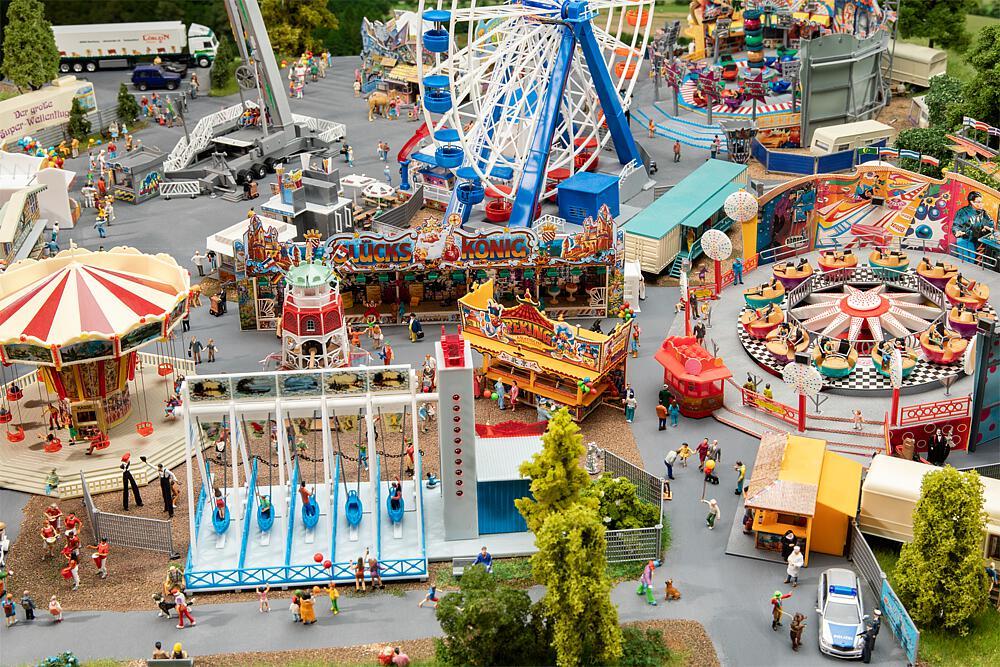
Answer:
[325,207,627,325]
[458,279,632,421]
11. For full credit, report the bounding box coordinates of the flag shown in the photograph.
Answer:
[857,146,878,155]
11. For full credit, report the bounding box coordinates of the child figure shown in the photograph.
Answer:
[326,581,339,614]
[289,593,300,622]
[418,583,439,608]
[257,583,270,613]
[3,594,16,627]
[48,595,63,622]
[852,409,864,430]
[636,561,657,606]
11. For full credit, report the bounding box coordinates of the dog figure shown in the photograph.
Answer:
[664,579,682,601]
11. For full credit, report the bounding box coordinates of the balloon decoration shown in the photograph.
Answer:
[576,377,595,394]
[491,392,498,400]
[704,459,716,474]
[616,301,636,322]
[313,552,324,563]
[723,189,760,224]
[323,559,333,569]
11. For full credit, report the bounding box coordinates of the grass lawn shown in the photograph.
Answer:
[872,541,1000,667]
[900,14,1000,81]
[209,78,240,98]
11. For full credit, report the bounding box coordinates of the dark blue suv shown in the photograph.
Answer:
[131,65,181,91]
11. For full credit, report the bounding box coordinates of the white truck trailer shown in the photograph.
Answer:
[52,21,218,73]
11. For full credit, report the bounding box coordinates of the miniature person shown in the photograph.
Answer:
[770,590,792,630]
[62,553,79,590]
[656,402,668,430]
[44,503,63,532]
[630,325,641,357]
[48,595,63,622]
[734,460,746,495]
[289,592,301,622]
[188,337,204,364]
[668,400,680,427]
[369,556,384,589]
[214,488,227,521]
[93,216,107,239]
[693,320,706,346]
[20,591,35,621]
[790,612,807,651]
[142,459,178,517]
[40,523,58,559]
[707,439,721,463]
[191,251,206,277]
[418,583,438,608]
[174,590,195,628]
[636,560,657,605]
[3,594,16,627]
[624,393,637,423]
[664,450,677,481]
[762,383,774,399]
[784,545,804,587]
[87,537,110,578]
[852,409,863,430]
[859,609,881,663]
[494,378,506,410]
[677,442,692,467]
[508,380,520,410]
[326,581,339,614]
[408,313,424,341]
[379,342,394,365]
[780,530,798,562]
[354,556,366,592]
[45,469,60,496]
[152,642,170,659]
[733,256,743,284]
[120,453,143,510]
[696,438,710,471]
[206,338,218,362]
[673,139,681,163]
[648,118,655,138]
[299,589,316,625]
[473,546,493,573]
[425,472,439,489]
[700,498,720,530]
[657,384,671,406]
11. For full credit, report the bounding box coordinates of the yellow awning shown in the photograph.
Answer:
[464,330,599,382]
[387,63,419,84]
[817,450,863,517]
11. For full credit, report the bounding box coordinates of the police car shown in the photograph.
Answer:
[816,568,868,659]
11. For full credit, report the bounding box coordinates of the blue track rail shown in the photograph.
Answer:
[374,438,382,561]
[238,458,258,571]
[285,462,299,568]
[331,454,340,564]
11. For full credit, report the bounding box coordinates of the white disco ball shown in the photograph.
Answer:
[700,229,733,261]
[724,189,759,223]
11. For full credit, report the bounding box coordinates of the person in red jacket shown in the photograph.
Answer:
[770,591,792,630]
[696,438,710,471]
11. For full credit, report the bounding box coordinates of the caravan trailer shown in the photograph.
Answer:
[810,121,895,154]
[859,456,1000,560]
[889,41,948,88]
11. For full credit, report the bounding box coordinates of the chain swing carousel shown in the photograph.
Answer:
[0,247,190,496]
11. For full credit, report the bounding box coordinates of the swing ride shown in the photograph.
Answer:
[180,365,432,592]
[0,247,192,497]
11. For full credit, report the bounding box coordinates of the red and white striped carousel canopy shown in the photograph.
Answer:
[0,247,190,347]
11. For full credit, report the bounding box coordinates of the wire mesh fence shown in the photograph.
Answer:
[602,449,664,508]
[599,449,665,563]
[80,472,177,557]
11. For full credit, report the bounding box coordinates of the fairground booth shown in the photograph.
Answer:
[325,206,626,325]
[744,432,862,565]
[459,280,632,421]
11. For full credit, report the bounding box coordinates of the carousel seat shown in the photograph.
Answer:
[817,251,858,273]
[947,306,987,339]
[739,305,784,339]
[772,261,814,289]
[744,281,785,308]
[870,346,918,379]
[919,328,969,364]
[765,326,810,364]
[812,344,859,378]
[868,249,909,277]
[43,437,63,453]
[944,276,990,311]
[916,259,958,289]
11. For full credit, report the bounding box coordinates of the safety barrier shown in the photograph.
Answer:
[184,557,427,591]
[752,138,886,175]
[599,449,666,563]
[139,352,195,376]
[159,180,201,199]
[291,114,346,144]
[736,382,800,427]
[898,396,971,427]
[957,463,1000,480]
[165,101,248,172]
[80,471,177,557]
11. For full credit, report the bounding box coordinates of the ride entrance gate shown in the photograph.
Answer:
[181,365,435,591]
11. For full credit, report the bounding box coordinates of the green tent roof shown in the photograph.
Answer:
[623,160,748,240]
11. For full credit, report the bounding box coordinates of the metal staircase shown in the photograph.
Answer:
[667,217,735,278]
[164,101,251,172]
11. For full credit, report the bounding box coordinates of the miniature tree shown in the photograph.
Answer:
[899,0,971,50]
[434,566,552,666]
[515,407,595,533]
[210,36,238,93]
[534,502,623,666]
[894,467,989,633]
[962,25,1000,127]
[925,74,965,129]
[116,83,140,125]
[261,0,337,55]
[66,97,91,140]
[1,0,60,92]
[582,474,660,530]
[894,127,952,177]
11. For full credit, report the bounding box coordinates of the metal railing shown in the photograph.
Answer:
[597,449,665,563]
[957,463,1000,480]
[80,471,176,556]
[291,114,346,144]
[602,449,663,507]
[165,101,248,171]
[138,352,196,376]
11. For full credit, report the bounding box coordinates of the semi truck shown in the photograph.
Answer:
[52,21,218,73]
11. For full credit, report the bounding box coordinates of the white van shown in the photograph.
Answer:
[890,41,947,88]
[810,120,895,154]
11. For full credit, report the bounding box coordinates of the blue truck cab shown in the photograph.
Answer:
[131,65,181,91]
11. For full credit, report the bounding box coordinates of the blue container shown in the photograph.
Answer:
[477,480,531,534]
[386,494,404,523]
[257,500,274,532]
[423,29,450,53]
[345,490,363,527]
[423,9,451,22]
[435,144,464,168]
[457,180,485,205]
[211,505,231,534]
[434,128,460,142]
[424,90,452,114]
[301,496,320,529]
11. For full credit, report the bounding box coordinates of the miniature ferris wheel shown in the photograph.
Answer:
[415,0,653,226]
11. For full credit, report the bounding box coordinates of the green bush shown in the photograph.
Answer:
[66,97,91,140]
[434,566,554,667]
[210,36,238,92]
[116,82,140,125]
[610,627,673,667]
[583,474,661,530]
[925,74,965,128]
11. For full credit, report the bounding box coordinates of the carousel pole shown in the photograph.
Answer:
[797,392,807,433]
[890,387,900,426]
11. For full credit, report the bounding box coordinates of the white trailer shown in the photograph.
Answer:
[53,21,218,73]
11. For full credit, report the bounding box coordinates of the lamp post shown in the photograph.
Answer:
[700,229,732,297]
[783,352,824,433]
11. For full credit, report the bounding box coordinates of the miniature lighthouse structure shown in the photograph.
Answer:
[280,249,349,369]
